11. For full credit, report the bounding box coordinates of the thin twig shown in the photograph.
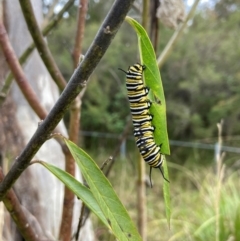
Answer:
[0,168,43,241]
[19,0,67,90]
[157,0,201,68]
[59,155,76,241]
[72,0,88,68]
[215,119,225,241]
[75,202,86,241]
[59,98,80,241]
[59,1,88,240]
[75,155,113,240]
[59,0,88,241]
[0,22,48,120]
[150,0,160,52]
[43,0,59,24]
[100,156,113,171]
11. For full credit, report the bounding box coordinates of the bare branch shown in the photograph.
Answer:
[19,0,67,90]
[0,22,48,120]
[59,99,80,241]
[72,0,88,68]
[59,1,88,239]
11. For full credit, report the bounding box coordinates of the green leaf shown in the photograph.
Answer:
[125,16,170,155]
[150,103,169,151]
[36,161,109,227]
[65,139,143,241]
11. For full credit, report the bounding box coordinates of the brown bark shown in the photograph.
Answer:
[59,0,88,239]
[72,0,88,68]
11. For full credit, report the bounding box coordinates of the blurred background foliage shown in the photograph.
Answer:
[48,0,240,166]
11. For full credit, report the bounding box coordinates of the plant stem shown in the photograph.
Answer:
[19,0,67,90]
[157,0,200,68]
[0,22,48,120]
[59,1,88,239]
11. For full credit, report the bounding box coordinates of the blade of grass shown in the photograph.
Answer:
[65,139,143,241]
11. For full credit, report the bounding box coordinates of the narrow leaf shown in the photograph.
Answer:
[65,139,143,241]
[36,161,109,228]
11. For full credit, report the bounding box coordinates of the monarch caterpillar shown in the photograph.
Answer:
[129,101,151,115]
[134,125,155,137]
[119,63,169,186]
